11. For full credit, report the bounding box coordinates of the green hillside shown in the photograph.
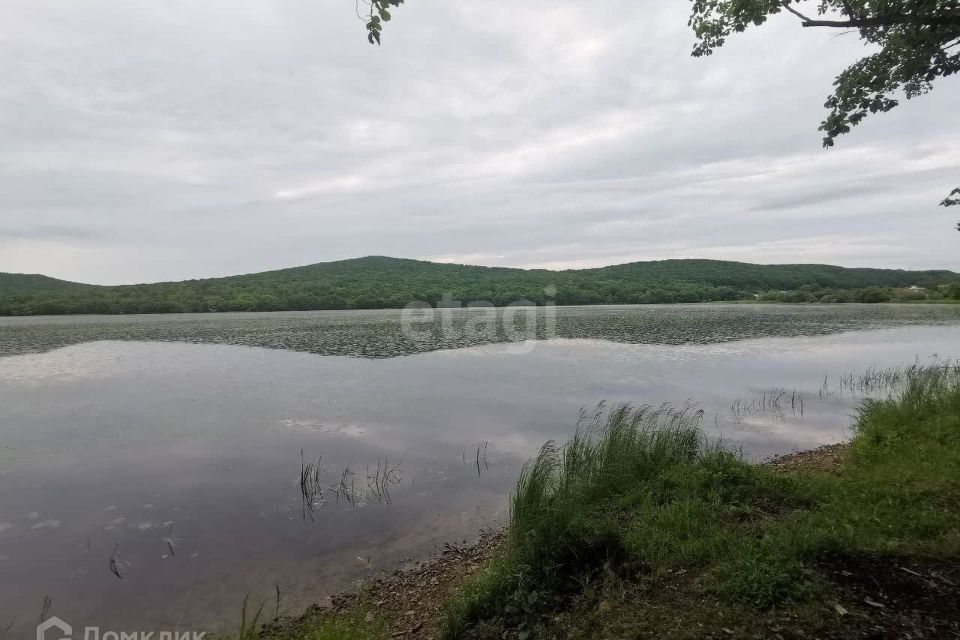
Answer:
[0,273,87,295]
[1,257,958,315]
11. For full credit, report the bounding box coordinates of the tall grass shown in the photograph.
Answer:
[440,403,804,637]
[837,359,960,395]
[710,362,960,607]
[509,403,706,566]
[442,365,960,638]
[236,595,265,640]
[862,360,960,414]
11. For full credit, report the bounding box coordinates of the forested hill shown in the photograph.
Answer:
[1,256,958,315]
[0,273,85,295]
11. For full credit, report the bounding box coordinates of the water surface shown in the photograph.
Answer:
[5,303,960,358]
[2,304,960,634]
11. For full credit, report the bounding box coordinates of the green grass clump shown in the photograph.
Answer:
[442,365,960,638]
[440,403,811,637]
[297,615,386,640]
[710,364,960,606]
[227,599,385,640]
[509,403,707,566]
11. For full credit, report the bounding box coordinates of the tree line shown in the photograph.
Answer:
[1,257,957,315]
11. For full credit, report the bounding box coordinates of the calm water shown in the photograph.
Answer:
[2,304,960,635]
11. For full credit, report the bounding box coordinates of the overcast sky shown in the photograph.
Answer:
[1,0,958,285]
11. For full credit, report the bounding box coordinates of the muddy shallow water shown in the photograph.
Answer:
[2,304,960,635]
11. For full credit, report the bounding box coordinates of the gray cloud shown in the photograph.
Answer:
[0,0,958,284]
[0,225,107,241]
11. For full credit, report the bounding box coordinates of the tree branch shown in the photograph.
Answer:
[779,2,960,30]
[780,1,815,23]
[798,13,960,29]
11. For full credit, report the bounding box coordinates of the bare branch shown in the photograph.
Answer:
[798,13,960,29]
[779,2,960,29]
[780,1,816,23]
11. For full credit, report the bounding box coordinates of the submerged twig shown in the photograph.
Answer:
[109,543,123,579]
[274,582,281,619]
[39,596,51,624]
[161,522,180,557]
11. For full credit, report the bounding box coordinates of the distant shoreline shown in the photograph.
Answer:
[2,298,960,319]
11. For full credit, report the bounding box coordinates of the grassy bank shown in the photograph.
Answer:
[247,364,960,639]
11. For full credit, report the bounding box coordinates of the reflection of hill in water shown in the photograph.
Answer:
[3,304,960,359]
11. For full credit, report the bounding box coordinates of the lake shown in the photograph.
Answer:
[2,304,960,635]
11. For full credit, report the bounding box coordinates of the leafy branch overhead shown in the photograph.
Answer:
[689,0,959,209]
[363,0,404,45]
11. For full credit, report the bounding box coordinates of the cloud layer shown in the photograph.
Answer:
[1,0,958,284]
